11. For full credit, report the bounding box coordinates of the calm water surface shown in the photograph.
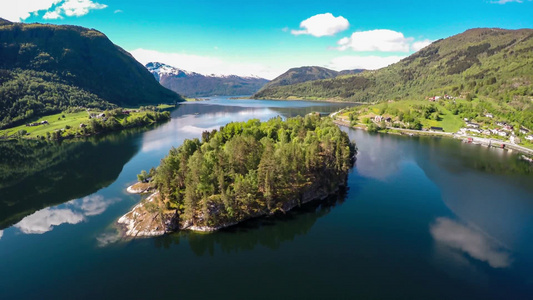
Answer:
[0,98,531,299]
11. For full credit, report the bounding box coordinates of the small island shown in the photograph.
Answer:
[119,114,357,236]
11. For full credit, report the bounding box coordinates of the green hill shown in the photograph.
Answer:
[255,66,363,96]
[0,18,183,128]
[253,28,533,106]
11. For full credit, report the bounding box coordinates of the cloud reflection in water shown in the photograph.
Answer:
[79,195,120,216]
[430,217,511,268]
[11,195,120,235]
[14,208,85,234]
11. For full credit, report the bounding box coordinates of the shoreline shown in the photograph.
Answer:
[118,181,348,237]
[126,182,154,194]
[332,119,533,156]
[237,96,370,105]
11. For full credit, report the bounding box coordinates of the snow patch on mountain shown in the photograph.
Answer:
[146,62,263,81]
[146,62,201,81]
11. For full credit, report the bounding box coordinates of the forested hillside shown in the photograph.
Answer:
[134,115,356,231]
[0,19,183,128]
[253,28,533,109]
[255,66,363,96]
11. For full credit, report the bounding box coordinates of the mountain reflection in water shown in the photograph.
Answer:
[0,129,142,229]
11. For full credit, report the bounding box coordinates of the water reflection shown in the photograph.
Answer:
[430,217,511,268]
[0,130,141,229]
[96,231,122,247]
[342,130,411,180]
[11,194,121,235]
[77,195,120,216]
[153,192,346,255]
[139,99,353,155]
[14,208,85,234]
[412,137,533,253]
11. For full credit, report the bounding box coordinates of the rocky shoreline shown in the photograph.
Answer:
[118,178,350,237]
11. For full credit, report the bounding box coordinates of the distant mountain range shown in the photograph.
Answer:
[146,62,269,97]
[0,18,182,128]
[254,66,363,98]
[253,28,533,104]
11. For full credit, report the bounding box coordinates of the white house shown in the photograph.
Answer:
[496,121,507,127]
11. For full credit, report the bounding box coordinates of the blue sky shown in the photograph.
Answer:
[1,0,533,78]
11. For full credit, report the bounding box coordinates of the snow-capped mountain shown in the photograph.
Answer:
[146,62,202,81]
[145,62,269,97]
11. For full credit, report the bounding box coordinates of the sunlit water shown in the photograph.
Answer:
[0,98,531,299]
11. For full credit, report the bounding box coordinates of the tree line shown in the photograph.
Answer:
[145,115,356,228]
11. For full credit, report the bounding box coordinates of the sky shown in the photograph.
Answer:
[1,0,533,79]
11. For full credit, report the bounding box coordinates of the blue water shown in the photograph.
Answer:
[0,98,531,299]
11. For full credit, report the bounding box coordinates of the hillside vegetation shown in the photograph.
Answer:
[134,115,356,231]
[255,66,363,96]
[0,19,183,128]
[253,29,533,111]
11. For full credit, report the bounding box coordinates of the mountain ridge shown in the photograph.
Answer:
[146,62,269,97]
[255,66,364,95]
[252,28,533,106]
[0,19,183,128]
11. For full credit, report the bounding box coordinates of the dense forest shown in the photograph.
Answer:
[255,66,363,94]
[144,115,356,229]
[0,19,183,128]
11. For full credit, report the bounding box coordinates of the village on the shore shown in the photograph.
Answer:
[333,94,533,156]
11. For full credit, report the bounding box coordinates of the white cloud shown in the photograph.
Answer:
[337,29,415,52]
[0,0,108,21]
[411,39,433,51]
[130,48,283,79]
[291,13,349,37]
[14,207,85,234]
[328,55,406,71]
[43,9,63,20]
[41,0,107,19]
[114,9,123,14]
[61,0,107,17]
[0,0,62,21]
[430,217,511,268]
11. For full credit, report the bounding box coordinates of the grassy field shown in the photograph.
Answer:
[0,108,171,139]
[341,99,466,133]
[0,111,90,138]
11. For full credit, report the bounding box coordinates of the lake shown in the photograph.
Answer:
[0,98,531,299]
